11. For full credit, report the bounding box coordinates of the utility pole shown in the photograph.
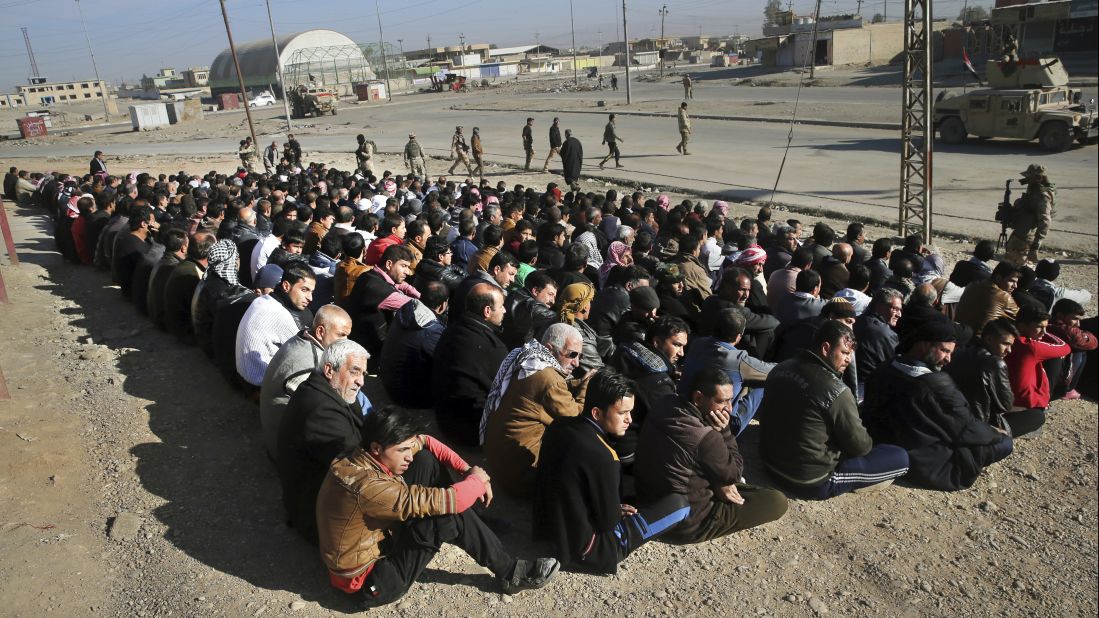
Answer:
[375,0,393,101]
[899,0,933,243]
[218,0,258,148]
[397,38,404,64]
[74,0,112,122]
[856,0,863,16]
[264,0,292,132]
[569,0,579,84]
[884,0,887,22]
[808,0,823,79]
[658,4,668,78]
[459,33,466,50]
[623,0,632,104]
[21,27,40,78]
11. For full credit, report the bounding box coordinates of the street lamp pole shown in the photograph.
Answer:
[218,0,259,149]
[74,0,111,122]
[569,0,579,84]
[264,0,292,131]
[658,4,668,78]
[375,0,393,101]
[622,0,632,104]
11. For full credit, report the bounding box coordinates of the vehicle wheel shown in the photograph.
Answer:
[1038,122,1071,152]
[938,117,967,145]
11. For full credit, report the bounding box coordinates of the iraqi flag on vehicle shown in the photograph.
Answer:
[963,48,982,85]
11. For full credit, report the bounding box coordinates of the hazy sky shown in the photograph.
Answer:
[1,0,977,92]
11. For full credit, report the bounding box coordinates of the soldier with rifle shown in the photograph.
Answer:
[1002,164,1055,267]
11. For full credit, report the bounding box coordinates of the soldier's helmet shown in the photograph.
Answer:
[1021,163,1047,179]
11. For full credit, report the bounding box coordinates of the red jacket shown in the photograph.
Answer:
[1048,319,1098,352]
[1005,333,1070,409]
[362,234,402,266]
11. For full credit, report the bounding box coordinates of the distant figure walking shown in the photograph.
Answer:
[676,102,692,155]
[598,114,624,169]
[610,74,619,91]
[560,129,583,185]
[522,118,535,171]
[682,74,693,99]
[542,117,562,173]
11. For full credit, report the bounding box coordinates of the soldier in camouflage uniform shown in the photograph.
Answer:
[403,133,428,179]
[355,134,377,177]
[238,138,257,173]
[675,102,692,155]
[448,125,473,176]
[1003,164,1054,267]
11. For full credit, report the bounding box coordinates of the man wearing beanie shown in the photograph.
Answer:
[862,320,1013,491]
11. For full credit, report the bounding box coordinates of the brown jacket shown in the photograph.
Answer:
[669,253,713,312]
[468,245,499,275]
[483,367,587,495]
[335,257,371,303]
[955,279,1019,337]
[316,440,460,577]
[303,220,330,256]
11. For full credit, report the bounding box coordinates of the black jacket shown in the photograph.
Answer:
[412,258,464,295]
[698,297,779,360]
[535,416,625,574]
[432,316,509,446]
[867,257,892,293]
[342,268,398,358]
[537,243,566,271]
[949,259,992,288]
[946,345,1013,425]
[502,287,559,349]
[277,371,364,542]
[854,310,899,385]
[862,358,1005,491]
[758,350,871,487]
[380,300,445,408]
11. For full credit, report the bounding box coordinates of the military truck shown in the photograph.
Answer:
[288,84,338,118]
[934,56,1097,152]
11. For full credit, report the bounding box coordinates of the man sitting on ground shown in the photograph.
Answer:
[535,370,690,574]
[235,263,316,388]
[634,368,788,544]
[679,308,774,437]
[862,321,1013,491]
[481,323,589,497]
[316,406,560,606]
[955,262,1021,337]
[259,305,355,459]
[343,244,420,372]
[759,321,910,499]
[775,269,828,325]
[277,339,370,542]
[1004,305,1071,437]
[1047,299,1098,402]
[948,240,996,288]
[432,283,509,446]
[947,318,1018,435]
[853,288,903,394]
[502,271,559,349]
[380,281,449,408]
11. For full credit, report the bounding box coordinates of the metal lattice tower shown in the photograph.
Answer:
[22,27,40,78]
[898,0,933,243]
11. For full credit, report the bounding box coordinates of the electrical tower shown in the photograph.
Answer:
[21,27,40,78]
[898,0,933,243]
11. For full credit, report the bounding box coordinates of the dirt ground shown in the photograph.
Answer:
[0,153,1097,617]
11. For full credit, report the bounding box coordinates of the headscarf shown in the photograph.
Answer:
[656,194,671,211]
[733,244,767,267]
[598,241,632,287]
[555,282,595,325]
[207,239,239,286]
[711,200,729,217]
[479,339,564,444]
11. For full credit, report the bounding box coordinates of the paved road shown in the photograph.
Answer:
[2,88,1095,253]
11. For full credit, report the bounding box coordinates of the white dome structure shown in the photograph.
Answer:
[210,29,373,94]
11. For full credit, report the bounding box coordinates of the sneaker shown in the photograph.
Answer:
[500,557,560,595]
[598,162,605,169]
[675,144,682,153]
[1062,389,1081,401]
[853,479,894,494]
[615,164,624,168]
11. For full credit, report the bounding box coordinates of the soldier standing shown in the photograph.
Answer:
[404,132,428,179]
[682,74,693,99]
[598,113,624,169]
[1003,164,1055,266]
[542,117,562,172]
[238,138,257,172]
[471,127,485,180]
[355,134,377,177]
[448,125,473,176]
[675,102,692,155]
[287,134,302,166]
[522,117,536,171]
[611,74,618,91]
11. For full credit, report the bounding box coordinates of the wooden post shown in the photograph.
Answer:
[0,197,18,266]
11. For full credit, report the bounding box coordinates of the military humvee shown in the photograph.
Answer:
[288,85,338,118]
[934,56,1097,152]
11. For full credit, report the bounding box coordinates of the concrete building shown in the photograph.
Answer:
[746,17,949,68]
[0,93,23,108]
[991,0,1096,55]
[183,67,210,87]
[141,68,187,91]
[16,76,108,106]
[210,29,372,96]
